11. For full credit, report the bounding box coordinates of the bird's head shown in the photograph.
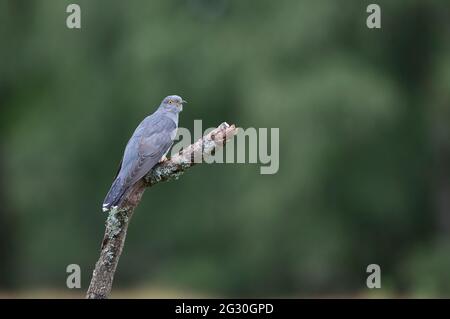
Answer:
[160,95,187,113]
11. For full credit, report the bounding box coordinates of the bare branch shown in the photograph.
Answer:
[86,122,238,299]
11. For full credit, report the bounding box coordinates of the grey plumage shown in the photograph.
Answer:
[102,95,186,212]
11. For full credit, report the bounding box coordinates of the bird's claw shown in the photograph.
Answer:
[159,155,168,163]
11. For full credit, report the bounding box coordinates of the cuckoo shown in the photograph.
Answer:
[102,95,186,212]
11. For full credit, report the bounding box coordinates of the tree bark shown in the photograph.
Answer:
[86,122,238,299]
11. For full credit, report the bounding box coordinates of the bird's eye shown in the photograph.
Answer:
[168,100,173,104]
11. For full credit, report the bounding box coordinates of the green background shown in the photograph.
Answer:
[1,0,449,297]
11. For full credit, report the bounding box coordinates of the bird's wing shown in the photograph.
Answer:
[113,159,123,179]
[121,115,176,188]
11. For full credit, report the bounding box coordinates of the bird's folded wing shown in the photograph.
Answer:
[124,130,175,187]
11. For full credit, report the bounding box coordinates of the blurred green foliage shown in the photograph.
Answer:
[0,0,449,297]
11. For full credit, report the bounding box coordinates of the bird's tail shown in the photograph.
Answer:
[102,177,127,212]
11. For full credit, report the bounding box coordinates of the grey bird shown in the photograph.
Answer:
[102,95,186,212]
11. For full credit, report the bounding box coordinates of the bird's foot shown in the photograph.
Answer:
[159,155,168,164]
